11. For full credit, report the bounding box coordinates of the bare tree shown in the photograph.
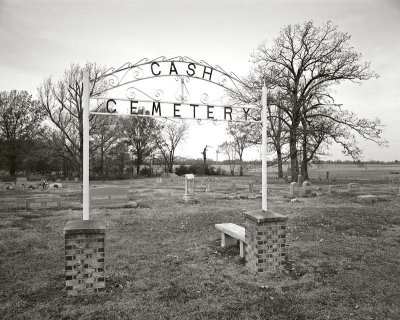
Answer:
[37,63,107,178]
[226,122,254,176]
[120,109,162,175]
[91,115,121,179]
[218,141,236,175]
[252,21,383,181]
[0,90,44,176]
[155,122,188,173]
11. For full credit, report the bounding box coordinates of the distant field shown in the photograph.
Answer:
[209,163,400,183]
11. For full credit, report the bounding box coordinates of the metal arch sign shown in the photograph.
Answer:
[93,56,249,96]
[90,97,260,123]
[81,57,269,221]
[90,56,261,123]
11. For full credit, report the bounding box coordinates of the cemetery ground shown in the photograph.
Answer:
[1,165,400,319]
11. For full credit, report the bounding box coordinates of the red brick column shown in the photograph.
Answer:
[63,220,106,296]
[244,210,288,273]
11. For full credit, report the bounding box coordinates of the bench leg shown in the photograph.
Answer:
[240,242,245,258]
[221,233,237,247]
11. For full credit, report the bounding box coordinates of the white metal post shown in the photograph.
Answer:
[261,86,268,211]
[83,69,90,220]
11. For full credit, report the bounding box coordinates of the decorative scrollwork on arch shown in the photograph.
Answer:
[126,87,137,100]
[105,73,120,88]
[132,67,144,80]
[200,93,209,104]
[153,89,164,101]
[93,56,248,97]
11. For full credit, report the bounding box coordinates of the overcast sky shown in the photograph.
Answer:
[0,0,399,161]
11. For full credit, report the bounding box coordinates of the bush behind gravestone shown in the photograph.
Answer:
[0,175,16,182]
[139,167,153,177]
[175,164,224,176]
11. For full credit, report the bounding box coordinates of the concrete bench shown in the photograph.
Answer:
[215,223,246,258]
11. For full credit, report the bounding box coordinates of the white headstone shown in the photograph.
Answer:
[328,185,337,194]
[301,181,312,196]
[289,182,300,197]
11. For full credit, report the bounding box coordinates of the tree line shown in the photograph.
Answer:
[0,21,386,180]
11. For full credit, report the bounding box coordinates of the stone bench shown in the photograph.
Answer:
[215,223,246,258]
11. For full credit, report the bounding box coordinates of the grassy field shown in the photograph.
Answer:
[1,167,400,319]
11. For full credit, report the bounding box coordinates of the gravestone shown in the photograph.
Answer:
[26,196,62,210]
[357,195,377,203]
[328,185,337,194]
[50,182,62,189]
[388,172,400,183]
[301,181,312,196]
[249,181,254,194]
[289,182,300,197]
[182,174,199,203]
[348,183,361,192]
[16,177,28,188]
[90,187,129,207]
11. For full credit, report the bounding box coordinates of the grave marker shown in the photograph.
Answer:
[301,181,312,196]
[328,185,337,194]
[16,177,28,188]
[348,183,361,192]
[289,182,300,197]
[357,195,377,203]
[50,182,63,189]
[249,181,254,194]
[182,174,198,203]
[90,187,129,207]
[26,196,62,210]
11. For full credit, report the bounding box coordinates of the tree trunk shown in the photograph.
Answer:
[100,145,105,179]
[300,160,309,181]
[289,130,299,182]
[9,154,16,177]
[276,107,283,178]
[276,149,283,178]
[301,134,309,181]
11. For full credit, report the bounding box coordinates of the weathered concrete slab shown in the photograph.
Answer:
[26,196,62,210]
[90,187,129,207]
[357,195,377,203]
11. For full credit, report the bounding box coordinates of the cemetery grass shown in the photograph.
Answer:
[0,176,400,319]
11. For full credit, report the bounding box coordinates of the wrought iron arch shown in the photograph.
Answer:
[91,56,248,97]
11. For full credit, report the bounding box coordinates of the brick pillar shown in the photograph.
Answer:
[244,210,288,273]
[63,220,106,296]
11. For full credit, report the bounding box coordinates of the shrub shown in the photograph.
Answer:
[139,167,153,177]
[175,164,223,176]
